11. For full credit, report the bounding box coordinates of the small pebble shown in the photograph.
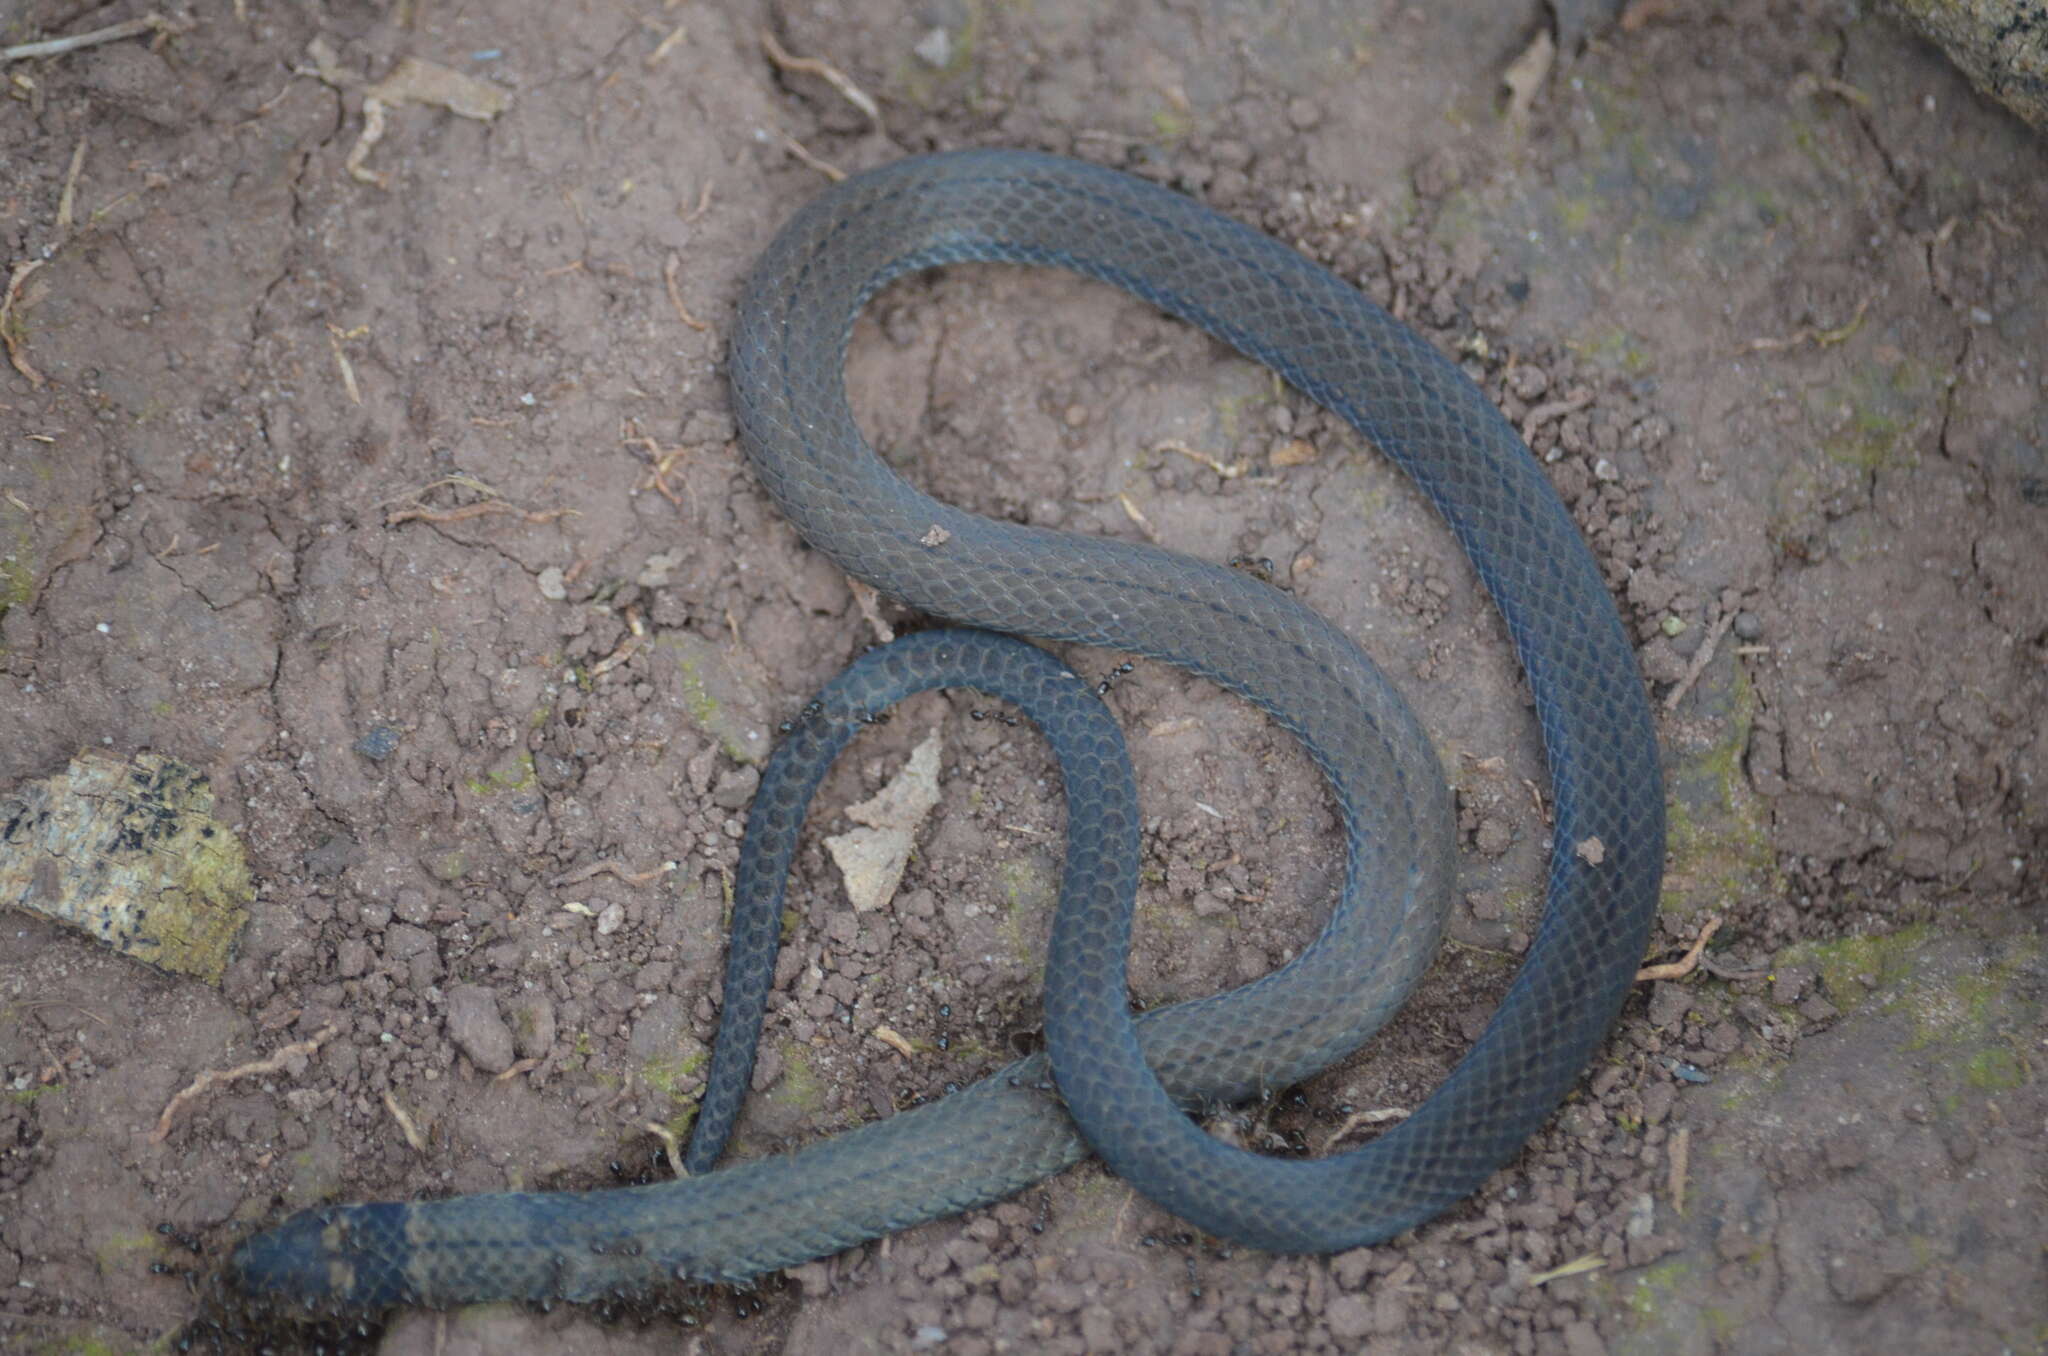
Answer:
[538,566,568,601]
[913,27,951,68]
[354,724,402,760]
[1733,610,1763,640]
[445,985,516,1074]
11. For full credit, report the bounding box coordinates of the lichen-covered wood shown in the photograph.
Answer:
[1,751,251,984]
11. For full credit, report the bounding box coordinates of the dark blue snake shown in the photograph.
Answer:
[232,149,1663,1309]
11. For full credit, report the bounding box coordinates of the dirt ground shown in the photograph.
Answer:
[1,0,2043,1352]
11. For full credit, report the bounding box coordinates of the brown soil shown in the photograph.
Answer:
[1,2,2042,1354]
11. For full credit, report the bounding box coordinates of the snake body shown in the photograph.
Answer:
[231,149,1663,1310]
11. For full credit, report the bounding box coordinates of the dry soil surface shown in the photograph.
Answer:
[1,1,2044,1354]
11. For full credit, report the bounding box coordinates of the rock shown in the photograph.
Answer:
[1882,0,2048,133]
[913,27,952,68]
[1325,1293,1373,1341]
[506,992,556,1059]
[445,984,516,1074]
[1562,1319,1609,1356]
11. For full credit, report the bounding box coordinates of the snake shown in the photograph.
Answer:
[230,148,1663,1310]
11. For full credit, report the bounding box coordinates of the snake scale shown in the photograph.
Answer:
[232,149,1663,1310]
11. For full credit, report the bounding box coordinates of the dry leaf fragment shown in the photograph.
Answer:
[826,731,944,912]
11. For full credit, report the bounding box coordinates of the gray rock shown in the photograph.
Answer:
[445,984,516,1074]
[1884,0,2048,132]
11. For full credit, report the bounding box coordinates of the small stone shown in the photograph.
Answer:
[445,985,516,1074]
[384,924,435,960]
[1562,1320,1608,1356]
[636,551,685,589]
[751,1043,784,1092]
[712,764,760,810]
[596,901,627,936]
[419,845,471,883]
[354,724,402,760]
[913,27,952,68]
[1286,96,1323,129]
[393,888,432,925]
[537,566,568,601]
[1732,610,1763,640]
[1647,981,1691,1028]
[1325,1294,1372,1341]
[1638,637,1687,684]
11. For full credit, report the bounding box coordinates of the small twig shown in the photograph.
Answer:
[382,1089,428,1153]
[386,498,576,527]
[493,1056,543,1082]
[2,13,172,63]
[327,323,366,405]
[152,1025,338,1142]
[1325,1104,1410,1150]
[23,998,111,1028]
[1635,915,1722,982]
[624,428,692,510]
[680,181,715,223]
[1114,491,1159,541]
[1528,1254,1606,1287]
[1743,295,1873,354]
[642,20,688,69]
[663,252,709,331]
[774,128,846,181]
[1662,608,1739,712]
[549,858,674,888]
[645,1122,685,1178]
[758,27,881,125]
[1667,1125,1691,1215]
[55,140,87,230]
[1156,438,1250,480]
[2,261,48,387]
[588,634,641,679]
[872,1026,916,1059]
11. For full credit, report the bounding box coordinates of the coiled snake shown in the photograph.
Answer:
[232,149,1663,1309]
